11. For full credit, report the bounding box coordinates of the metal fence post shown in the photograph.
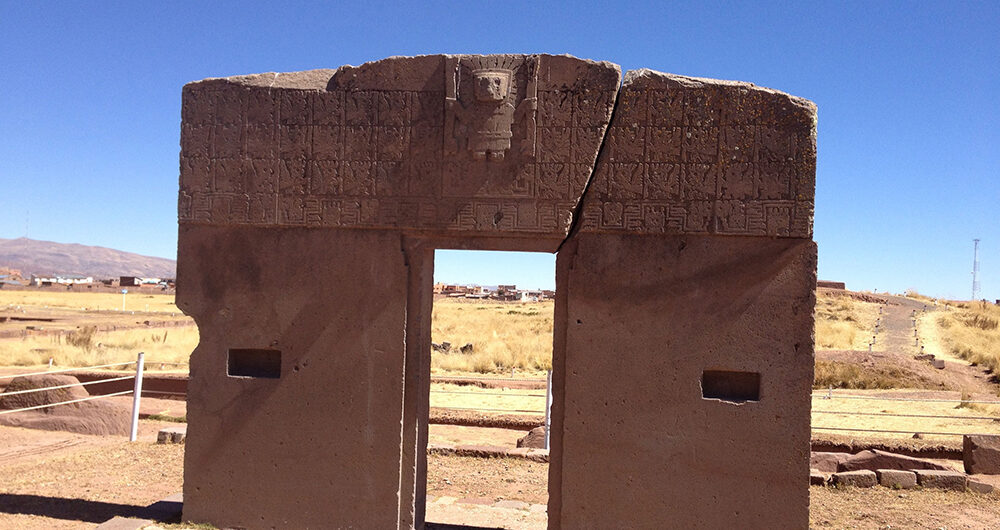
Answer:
[129,352,145,442]
[544,369,553,450]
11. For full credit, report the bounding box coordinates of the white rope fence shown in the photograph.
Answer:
[812,390,1000,438]
[0,352,146,441]
[430,370,554,449]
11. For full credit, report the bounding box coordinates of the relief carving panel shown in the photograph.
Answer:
[179,54,621,237]
[578,70,816,238]
[179,58,815,239]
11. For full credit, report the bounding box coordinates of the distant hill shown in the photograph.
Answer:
[0,237,176,279]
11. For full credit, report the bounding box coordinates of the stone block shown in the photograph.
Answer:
[811,451,849,473]
[914,469,967,490]
[156,426,187,444]
[517,426,546,448]
[809,469,827,486]
[838,449,949,472]
[831,470,877,488]
[876,469,916,489]
[525,449,549,463]
[967,478,995,494]
[931,359,945,369]
[964,434,1000,475]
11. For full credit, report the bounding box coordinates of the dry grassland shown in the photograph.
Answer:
[812,360,938,390]
[0,327,199,368]
[431,298,553,375]
[1,290,196,369]
[1,290,182,313]
[811,389,1000,443]
[814,290,881,351]
[917,298,1000,373]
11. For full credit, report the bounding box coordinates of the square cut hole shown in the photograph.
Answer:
[702,370,760,402]
[228,348,281,379]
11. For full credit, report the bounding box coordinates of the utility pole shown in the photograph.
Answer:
[972,239,981,301]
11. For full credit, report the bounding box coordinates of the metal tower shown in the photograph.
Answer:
[972,239,981,301]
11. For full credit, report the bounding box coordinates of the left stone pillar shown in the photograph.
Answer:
[177,226,409,528]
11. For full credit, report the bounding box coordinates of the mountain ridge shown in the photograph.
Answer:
[0,237,176,279]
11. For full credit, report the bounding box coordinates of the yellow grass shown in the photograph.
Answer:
[431,298,553,375]
[813,360,936,390]
[812,389,1000,443]
[814,290,881,351]
[429,382,546,414]
[1,290,195,370]
[1,289,181,313]
[0,326,198,369]
[917,298,1000,374]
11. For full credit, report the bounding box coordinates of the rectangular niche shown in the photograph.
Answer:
[228,348,282,379]
[701,370,760,403]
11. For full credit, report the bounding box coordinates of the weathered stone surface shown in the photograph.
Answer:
[914,469,967,490]
[968,477,995,494]
[831,470,877,488]
[0,374,131,436]
[178,55,621,244]
[177,55,818,530]
[0,374,88,410]
[964,434,1000,475]
[179,228,409,529]
[876,469,917,489]
[551,234,816,528]
[811,451,850,473]
[931,359,945,369]
[517,426,546,448]
[157,426,187,444]
[579,69,816,238]
[810,469,827,486]
[838,449,950,472]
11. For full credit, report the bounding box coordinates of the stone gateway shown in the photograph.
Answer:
[176,54,817,529]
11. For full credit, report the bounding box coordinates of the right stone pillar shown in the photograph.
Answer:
[549,70,817,528]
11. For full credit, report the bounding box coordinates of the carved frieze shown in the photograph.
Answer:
[178,57,816,238]
[578,70,816,237]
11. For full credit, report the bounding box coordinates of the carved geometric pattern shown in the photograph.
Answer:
[179,59,815,239]
[179,55,619,236]
[579,71,816,238]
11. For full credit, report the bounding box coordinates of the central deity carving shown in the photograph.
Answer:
[444,56,538,161]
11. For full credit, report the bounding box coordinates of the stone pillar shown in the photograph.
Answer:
[549,70,817,528]
[177,227,409,528]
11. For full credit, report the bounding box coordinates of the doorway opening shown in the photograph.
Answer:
[423,249,555,528]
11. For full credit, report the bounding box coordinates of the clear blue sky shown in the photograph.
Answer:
[1,2,997,298]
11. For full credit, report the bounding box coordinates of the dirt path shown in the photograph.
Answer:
[818,295,1000,396]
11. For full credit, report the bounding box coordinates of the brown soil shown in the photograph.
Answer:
[817,349,999,395]
[429,424,527,448]
[0,422,183,530]
[810,486,1000,529]
[818,288,891,305]
[431,376,547,390]
[431,408,543,430]
[426,454,549,505]
[2,423,998,530]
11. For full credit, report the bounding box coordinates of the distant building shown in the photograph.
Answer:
[30,274,93,286]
